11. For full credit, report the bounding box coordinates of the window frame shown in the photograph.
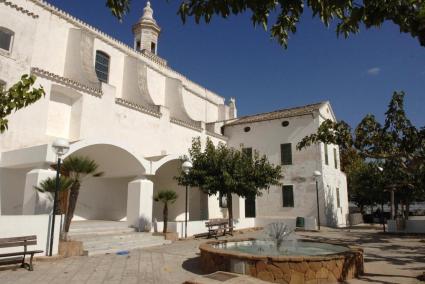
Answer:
[282,185,294,208]
[280,143,293,165]
[0,27,14,54]
[95,50,110,84]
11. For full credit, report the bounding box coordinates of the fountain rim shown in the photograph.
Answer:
[199,237,363,262]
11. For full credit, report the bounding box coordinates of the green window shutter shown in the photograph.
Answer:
[282,185,294,207]
[336,188,341,208]
[333,148,338,169]
[242,147,252,159]
[281,143,292,165]
[324,144,329,165]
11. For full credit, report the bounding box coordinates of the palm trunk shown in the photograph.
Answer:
[63,180,80,240]
[227,191,233,233]
[163,202,168,234]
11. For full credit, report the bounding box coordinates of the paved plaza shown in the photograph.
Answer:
[0,226,423,284]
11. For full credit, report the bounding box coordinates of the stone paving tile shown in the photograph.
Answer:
[0,228,423,283]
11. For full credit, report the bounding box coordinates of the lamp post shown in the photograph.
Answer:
[313,171,322,230]
[182,160,193,239]
[377,166,386,232]
[50,138,70,256]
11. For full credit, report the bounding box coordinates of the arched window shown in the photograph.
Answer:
[95,50,110,83]
[0,27,14,53]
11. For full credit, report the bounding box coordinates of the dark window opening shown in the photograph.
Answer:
[282,185,294,207]
[281,121,289,127]
[244,126,251,132]
[0,27,14,52]
[280,143,292,165]
[245,195,256,217]
[95,50,110,83]
[136,40,141,51]
[151,42,156,53]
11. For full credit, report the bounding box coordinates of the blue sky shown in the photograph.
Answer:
[46,0,424,127]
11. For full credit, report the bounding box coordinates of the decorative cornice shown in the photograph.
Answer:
[206,131,228,141]
[141,50,167,67]
[31,67,103,97]
[115,98,162,118]
[27,0,224,105]
[170,117,203,132]
[1,0,39,18]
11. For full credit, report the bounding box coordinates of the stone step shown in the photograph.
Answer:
[86,240,171,256]
[68,228,136,239]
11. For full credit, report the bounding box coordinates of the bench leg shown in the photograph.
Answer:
[28,254,34,271]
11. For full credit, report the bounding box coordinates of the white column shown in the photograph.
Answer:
[127,178,154,229]
[23,169,56,215]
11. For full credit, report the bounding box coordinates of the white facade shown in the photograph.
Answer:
[0,0,348,234]
[224,103,349,227]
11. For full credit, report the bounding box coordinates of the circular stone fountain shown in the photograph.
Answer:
[199,224,363,284]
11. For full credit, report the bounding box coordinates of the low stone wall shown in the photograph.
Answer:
[200,238,364,284]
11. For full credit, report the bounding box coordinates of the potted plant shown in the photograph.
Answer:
[154,189,178,240]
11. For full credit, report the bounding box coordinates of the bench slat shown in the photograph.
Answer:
[0,235,37,243]
[0,250,43,258]
[0,257,23,266]
[0,240,37,248]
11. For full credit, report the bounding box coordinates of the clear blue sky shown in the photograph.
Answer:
[46,0,424,128]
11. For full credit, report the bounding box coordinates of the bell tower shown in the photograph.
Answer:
[132,1,161,55]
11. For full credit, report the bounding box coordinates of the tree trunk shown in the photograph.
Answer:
[405,199,410,220]
[63,180,80,240]
[163,202,168,234]
[227,191,233,233]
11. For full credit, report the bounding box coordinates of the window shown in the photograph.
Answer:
[282,185,294,207]
[280,143,292,165]
[151,42,156,53]
[281,121,289,127]
[219,192,227,208]
[244,126,251,132]
[333,148,338,169]
[242,147,252,159]
[136,40,141,51]
[324,144,329,165]
[0,27,14,52]
[0,80,6,92]
[336,187,341,208]
[95,51,110,83]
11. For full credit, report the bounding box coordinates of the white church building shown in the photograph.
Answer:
[0,0,349,239]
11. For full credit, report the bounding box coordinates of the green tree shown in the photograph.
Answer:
[176,137,282,230]
[154,190,178,234]
[106,0,425,48]
[59,156,103,239]
[297,92,425,219]
[34,176,73,214]
[0,75,45,133]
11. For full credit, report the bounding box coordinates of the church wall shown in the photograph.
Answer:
[146,67,166,105]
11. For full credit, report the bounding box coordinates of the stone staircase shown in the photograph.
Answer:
[68,220,171,256]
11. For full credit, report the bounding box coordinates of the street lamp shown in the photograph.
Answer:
[313,170,322,230]
[182,160,193,238]
[377,166,386,232]
[50,138,70,256]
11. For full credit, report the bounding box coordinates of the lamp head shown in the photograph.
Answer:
[52,138,70,157]
[313,170,322,178]
[182,160,193,174]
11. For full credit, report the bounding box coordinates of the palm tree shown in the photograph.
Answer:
[154,190,178,234]
[59,155,103,240]
[34,176,73,214]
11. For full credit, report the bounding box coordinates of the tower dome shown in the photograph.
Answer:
[132,1,161,54]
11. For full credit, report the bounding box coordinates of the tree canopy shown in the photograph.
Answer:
[0,75,45,133]
[106,0,425,48]
[176,137,282,227]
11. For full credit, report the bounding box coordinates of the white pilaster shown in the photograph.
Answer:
[232,195,246,219]
[23,169,56,214]
[127,178,154,229]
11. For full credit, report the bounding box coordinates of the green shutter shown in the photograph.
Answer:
[243,147,252,159]
[324,144,329,165]
[333,148,338,169]
[336,188,341,208]
[281,143,292,165]
[282,185,294,207]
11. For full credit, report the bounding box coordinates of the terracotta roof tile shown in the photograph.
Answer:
[224,102,326,126]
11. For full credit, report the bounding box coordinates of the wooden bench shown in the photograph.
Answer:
[205,219,234,239]
[0,235,43,271]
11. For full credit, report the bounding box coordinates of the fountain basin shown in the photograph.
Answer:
[200,238,364,284]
